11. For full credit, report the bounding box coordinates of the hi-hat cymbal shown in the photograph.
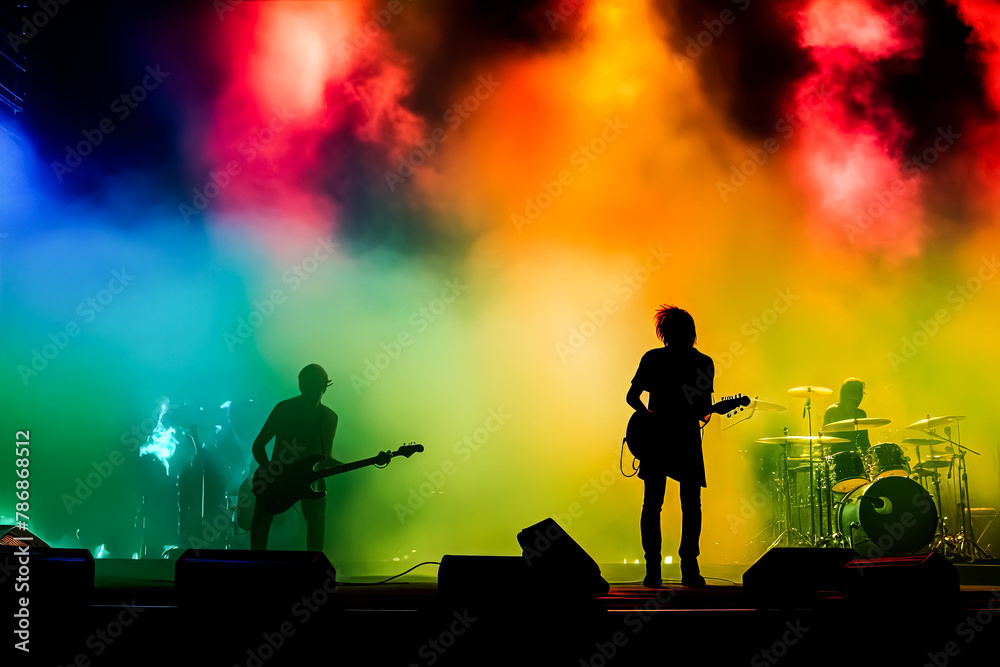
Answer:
[756,435,849,445]
[902,437,949,447]
[787,386,833,398]
[750,399,787,412]
[821,417,891,431]
[905,416,967,430]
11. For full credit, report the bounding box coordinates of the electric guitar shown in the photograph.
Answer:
[245,443,424,516]
[624,394,750,460]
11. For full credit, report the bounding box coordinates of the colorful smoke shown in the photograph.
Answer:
[2,0,1000,577]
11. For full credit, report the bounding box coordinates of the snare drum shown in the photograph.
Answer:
[826,450,868,493]
[864,442,910,479]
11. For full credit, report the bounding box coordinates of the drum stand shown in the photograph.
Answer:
[766,433,810,548]
[949,436,991,560]
[802,398,819,545]
[928,468,956,557]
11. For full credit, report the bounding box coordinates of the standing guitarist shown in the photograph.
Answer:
[626,305,714,588]
[251,364,342,551]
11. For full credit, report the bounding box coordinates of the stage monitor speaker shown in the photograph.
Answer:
[972,508,999,557]
[743,547,856,608]
[175,549,336,610]
[438,555,530,607]
[842,552,959,608]
[0,525,51,547]
[1,544,93,659]
[516,518,610,597]
[1,544,93,616]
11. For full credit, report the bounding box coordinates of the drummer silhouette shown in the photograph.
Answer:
[822,378,872,454]
[626,305,714,588]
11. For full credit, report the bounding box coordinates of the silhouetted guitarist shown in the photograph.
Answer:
[626,305,714,588]
[250,364,341,551]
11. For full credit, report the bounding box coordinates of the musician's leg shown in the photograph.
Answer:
[679,482,705,585]
[301,497,326,552]
[641,475,667,585]
[250,505,274,550]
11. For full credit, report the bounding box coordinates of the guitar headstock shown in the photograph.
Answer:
[720,393,752,418]
[394,442,424,458]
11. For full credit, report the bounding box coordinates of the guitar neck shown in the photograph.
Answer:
[314,456,385,480]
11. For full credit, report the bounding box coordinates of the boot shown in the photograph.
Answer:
[681,558,706,587]
[643,561,661,588]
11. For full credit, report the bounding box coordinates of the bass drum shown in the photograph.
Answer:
[837,476,938,557]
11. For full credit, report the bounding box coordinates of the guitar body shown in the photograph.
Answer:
[236,474,256,531]
[252,454,326,515]
[624,394,750,463]
[625,410,656,460]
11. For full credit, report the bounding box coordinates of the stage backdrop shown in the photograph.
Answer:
[1,0,999,572]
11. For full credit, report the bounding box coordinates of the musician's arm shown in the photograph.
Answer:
[626,384,648,413]
[324,412,342,465]
[252,411,277,468]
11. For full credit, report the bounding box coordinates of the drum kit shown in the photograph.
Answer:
[750,386,992,560]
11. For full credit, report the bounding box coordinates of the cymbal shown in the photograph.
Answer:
[821,417,890,431]
[902,438,948,447]
[757,435,849,445]
[751,399,787,412]
[787,386,833,398]
[905,416,967,430]
[913,456,954,470]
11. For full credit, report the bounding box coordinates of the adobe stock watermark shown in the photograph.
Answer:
[537,461,623,536]
[888,255,999,371]
[890,0,930,26]
[845,126,960,242]
[394,407,509,523]
[51,66,170,182]
[234,567,339,667]
[556,246,670,361]
[179,106,296,223]
[716,85,833,201]
[681,287,799,405]
[384,76,501,191]
[922,592,1000,667]
[213,0,242,21]
[513,116,628,232]
[334,0,415,57]
[223,237,338,352]
[407,610,478,667]
[672,0,752,71]
[5,0,71,54]
[545,0,585,30]
[350,278,467,393]
[61,402,167,515]
[17,268,135,385]
[750,619,810,666]
[578,587,680,666]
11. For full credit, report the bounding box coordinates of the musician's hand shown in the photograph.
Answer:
[376,451,391,466]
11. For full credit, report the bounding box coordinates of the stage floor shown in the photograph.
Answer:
[14,557,996,666]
